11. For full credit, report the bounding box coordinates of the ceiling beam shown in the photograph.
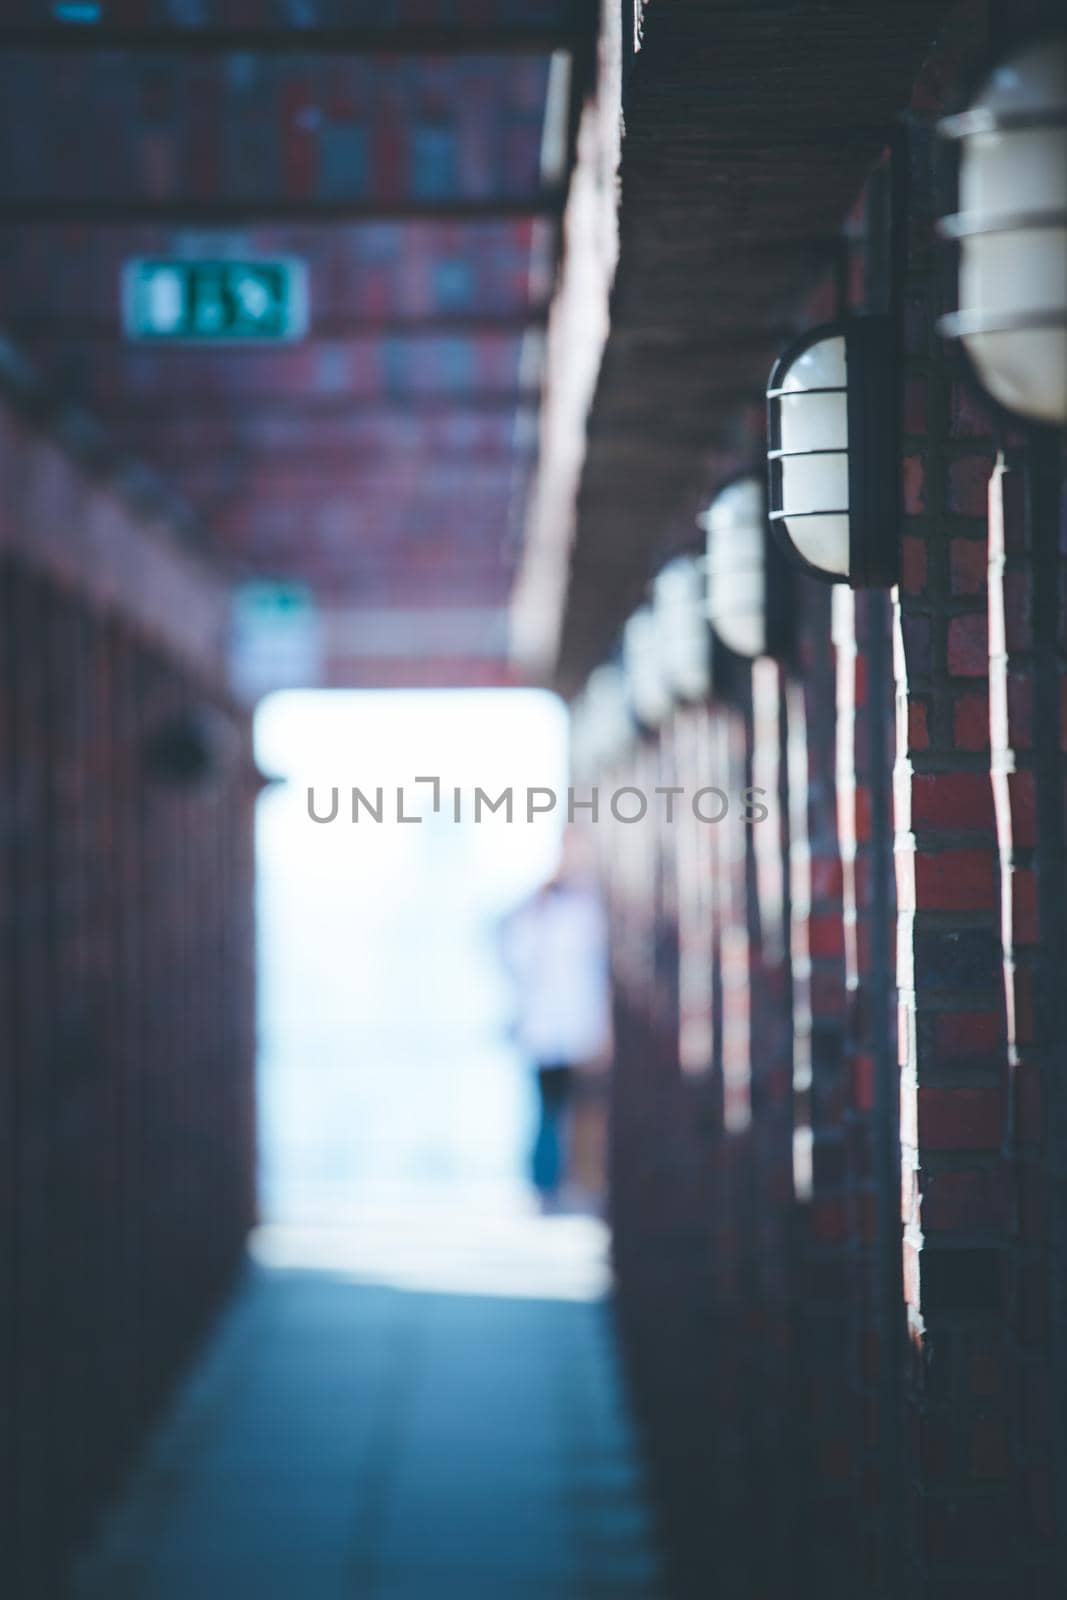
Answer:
[0,193,566,226]
[0,23,587,56]
[8,309,551,340]
[71,392,541,422]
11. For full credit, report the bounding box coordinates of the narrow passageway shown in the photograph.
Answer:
[71,686,661,1598]
[73,1209,659,1600]
[7,7,1067,1598]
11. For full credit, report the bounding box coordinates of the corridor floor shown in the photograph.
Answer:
[74,1203,661,1599]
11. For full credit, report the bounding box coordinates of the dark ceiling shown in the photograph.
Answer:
[546,0,957,694]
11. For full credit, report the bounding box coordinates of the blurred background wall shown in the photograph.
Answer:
[0,402,257,1594]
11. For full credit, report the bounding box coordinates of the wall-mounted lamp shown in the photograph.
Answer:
[766,317,898,587]
[937,35,1067,426]
[623,605,672,730]
[571,663,635,776]
[143,708,228,786]
[700,476,769,659]
[651,554,711,701]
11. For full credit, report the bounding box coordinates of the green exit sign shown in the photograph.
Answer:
[122,258,308,343]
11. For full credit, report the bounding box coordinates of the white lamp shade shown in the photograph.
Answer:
[702,477,767,658]
[781,514,851,578]
[770,333,852,580]
[572,663,633,773]
[623,607,672,728]
[778,390,849,453]
[768,316,897,587]
[945,37,1067,424]
[777,333,847,391]
[779,452,850,515]
[652,556,710,700]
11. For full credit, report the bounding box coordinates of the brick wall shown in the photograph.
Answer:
[0,407,256,1596]
[594,6,1067,1597]
[893,9,1067,1589]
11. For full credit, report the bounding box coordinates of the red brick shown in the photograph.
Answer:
[908,698,930,750]
[950,538,987,595]
[921,1165,1011,1232]
[1005,771,1037,847]
[808,910,845,960]
[913,848,995,912]
[810,966,847,1017]
[810,853,843,904]
[901,613,932,674]
[947,613,988,677]
[910,772,995,832]
[953,690,990,751]
[853,651,868,709]
[903,455,926,515]
[932,1010,1003,1062]
[900,534,927,596]
[917,1085,1002,1150]
[852,1051,875,1113]
[947,455,993,518]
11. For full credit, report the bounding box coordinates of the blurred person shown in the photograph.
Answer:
[501,829,612,1207]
